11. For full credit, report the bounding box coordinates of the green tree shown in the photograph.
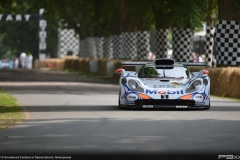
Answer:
[0,0,58,59]
[150,0,171,29]
[170,0,207,30]
[205,0,218,27]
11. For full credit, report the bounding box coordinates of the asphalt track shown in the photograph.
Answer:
[0,69,240,160]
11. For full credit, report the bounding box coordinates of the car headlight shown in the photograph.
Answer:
[185,80,201,93]
[128,79,144,93]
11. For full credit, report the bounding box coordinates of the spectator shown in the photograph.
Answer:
[148,51,156,61]
[15,57,19,69]
[20,52,26,68]
[25,54,29,69]
[196,53,204,62]
[28,53,33,69]
[192,52,197,62]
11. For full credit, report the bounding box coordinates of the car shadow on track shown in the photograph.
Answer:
[2,104,240,112]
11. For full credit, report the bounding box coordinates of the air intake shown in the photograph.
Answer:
[155,59,175,65]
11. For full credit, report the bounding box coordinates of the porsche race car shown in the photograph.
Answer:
[115,59,210,109]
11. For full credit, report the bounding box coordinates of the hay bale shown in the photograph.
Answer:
[226,68,240,99]
[208,68,222,96]
[78,58,83,70]
[33,59,40,68]
[72,59,80,70]
[57,59,65,70]
[81,58,90,72]
[189,67,240,98]
[98,59,109,76]
[64,59,72,69]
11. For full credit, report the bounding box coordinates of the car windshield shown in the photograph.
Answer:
[138,66,190,78]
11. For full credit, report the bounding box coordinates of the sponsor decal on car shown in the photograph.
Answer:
[146,89,184,94]
[153,85,176,88]
[143,105,153,108]
[158,91,166,94]
[146,90,158,94]
[176,105,188,108]
[167,90,184,94]
[193,94,204,102]
[170,82,180,86]
[126,93,138,101]
[146,78,183,81]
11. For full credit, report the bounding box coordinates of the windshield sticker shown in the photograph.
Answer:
[170,82,180,86]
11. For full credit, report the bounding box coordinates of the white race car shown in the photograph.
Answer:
[115,59,210,109]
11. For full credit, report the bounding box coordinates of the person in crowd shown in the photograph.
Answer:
[20,52,26,68]
[28,53,33,69]
[212,54,217,68]
[25,53,29,69]
[148,51,156,61]
[15,57,19,69]
[196,53,204,62]
[192,52,198,62]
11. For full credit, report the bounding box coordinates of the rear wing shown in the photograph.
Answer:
[175,62,207,66]
[122,59,207,67]
[121,61,153,66]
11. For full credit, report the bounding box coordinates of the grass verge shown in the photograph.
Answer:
[0,88,25,130]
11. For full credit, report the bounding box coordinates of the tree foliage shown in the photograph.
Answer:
[150,0,171,29]
[0,0,218,59]
[0,0,58,59]
[205,0,218,26]
[170,0,207,30]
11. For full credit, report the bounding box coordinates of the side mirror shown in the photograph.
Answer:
[198,70,209,78]
[203,70,209,74]
[115,68,125,75]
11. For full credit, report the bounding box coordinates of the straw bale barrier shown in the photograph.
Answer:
[98,59,109,76]
[34,59,40,68]
[62,56,78,70]
[81,57,91,72]
[39,58,60,68]
[189,67,240,99]
[78,58,84,70]
[54,59,65,69]
[71,58,80,70]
